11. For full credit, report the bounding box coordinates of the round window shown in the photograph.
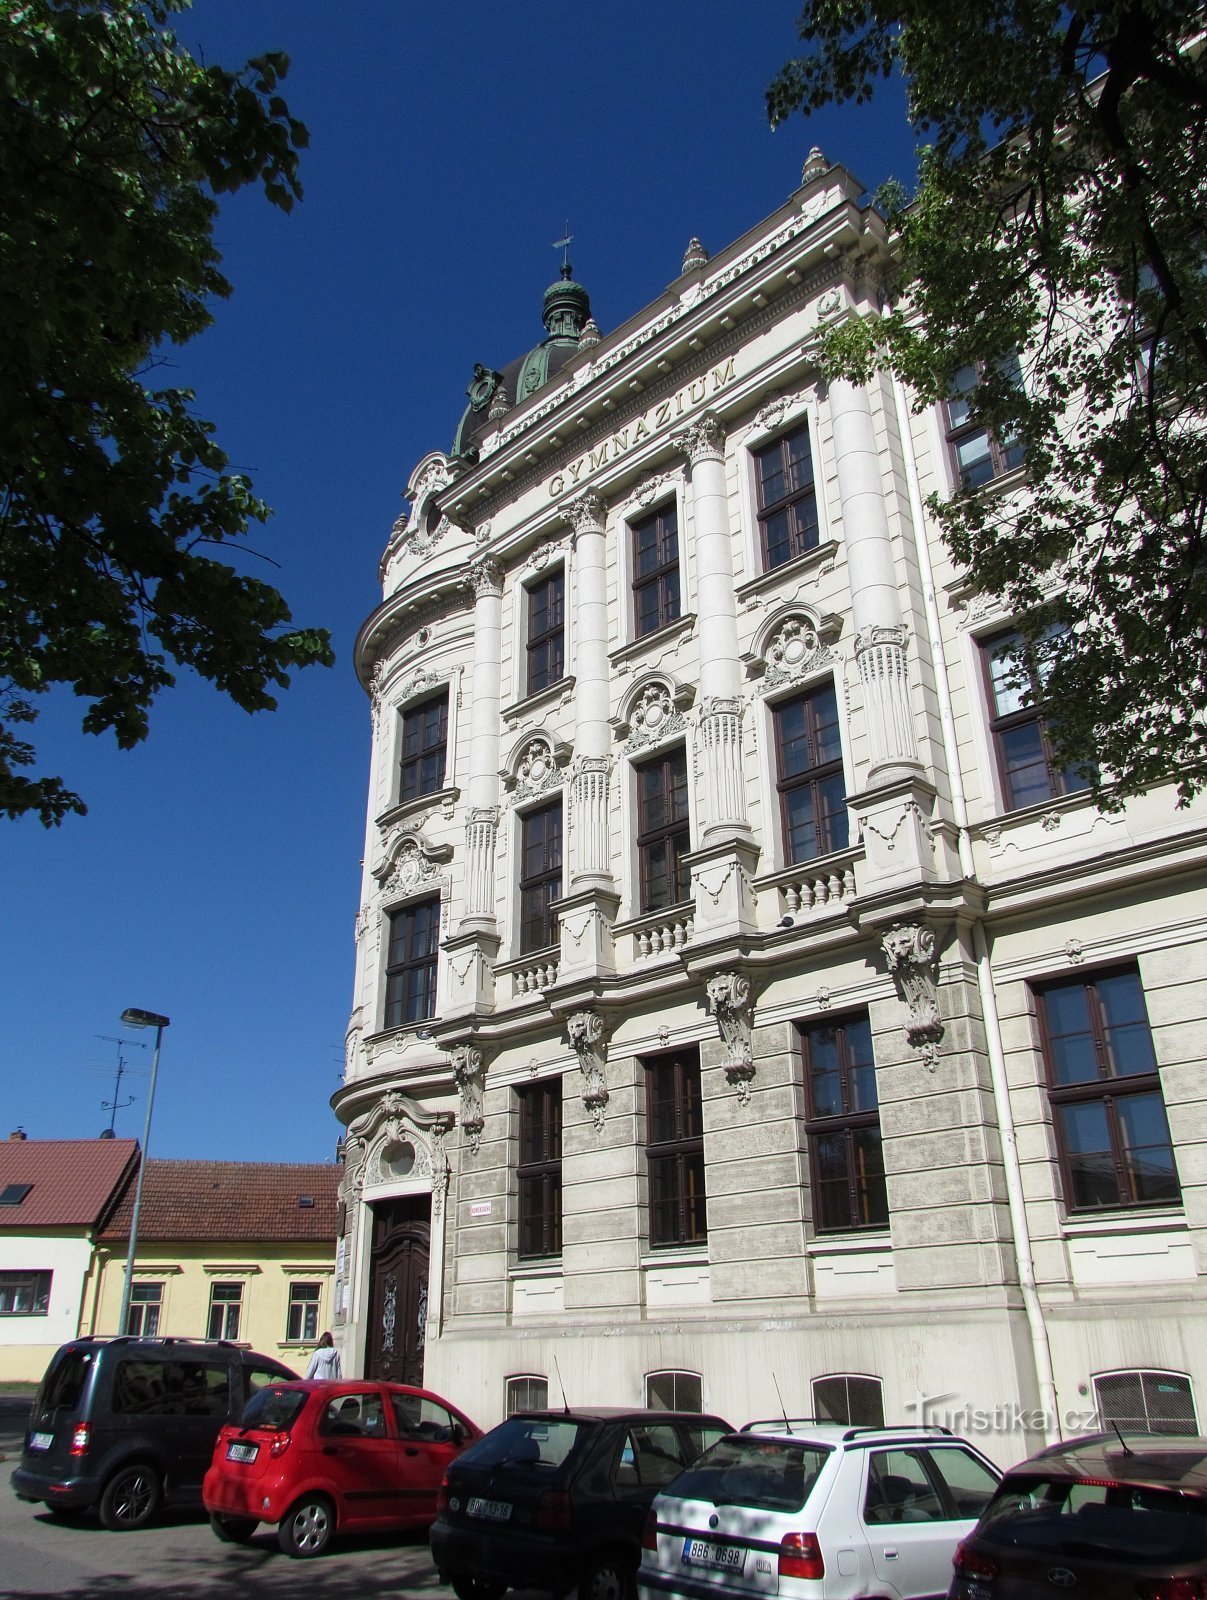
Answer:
[382,1140,415,1179]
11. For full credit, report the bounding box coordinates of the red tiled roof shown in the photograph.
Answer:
[101,1159,340,1244]
[0,1138,139,1229]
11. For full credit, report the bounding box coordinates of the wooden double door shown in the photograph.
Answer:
[365,1194,431,1386]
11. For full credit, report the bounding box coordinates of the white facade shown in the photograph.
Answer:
[336,154,1207,1461]
[0,1235,94,1381]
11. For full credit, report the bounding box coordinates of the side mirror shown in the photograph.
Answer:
[450,1421,465,1446]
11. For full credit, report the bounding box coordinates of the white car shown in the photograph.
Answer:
[637,1421,1000,1600]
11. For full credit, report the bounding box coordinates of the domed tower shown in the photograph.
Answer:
[451,264,593,462]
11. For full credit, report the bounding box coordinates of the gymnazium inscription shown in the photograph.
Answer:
[546,357,736,497]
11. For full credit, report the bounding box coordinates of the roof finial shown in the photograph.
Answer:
[552,221,573,280]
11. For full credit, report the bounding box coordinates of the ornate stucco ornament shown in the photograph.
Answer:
[567,1010,609,1131]
[451,1045,487,1153]
[706,972,755,1101]
[880,922,944,1070]
[623,681,686,752]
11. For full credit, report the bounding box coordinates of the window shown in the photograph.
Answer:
[398,692,448,803]
[1094,1370,1197,1436]
[519,801,563,953]
[943,357,1025,488]
[645,1370,703,1412]
[617,1423,695,1490]
[773,682,847,863]
[636,746,690,913]
[384,895,440,1029]
[1036,967,1179,1212]
[506,1374,548,1415]
[391,1391,460,1440]
[802,1014,888,1232]
[645,1051,706,1249]
[0,1269,50,1315]
[754,421,819,569]
[632,503,680,639]
[126,1282,163,1337]
[207,1281,243,1341]
[981,628,1092,810]
[526,570,565,695]
[286,1282,321,1343]
[112,1358,229,1417]
[813,1373,884,1427]
[0,1182,32,1205]
[518,1079,562,1260]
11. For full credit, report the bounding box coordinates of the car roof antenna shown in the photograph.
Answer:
[1111,1421,1134,1456]
[773,1372,793,1434]
[554,1354,570,1415]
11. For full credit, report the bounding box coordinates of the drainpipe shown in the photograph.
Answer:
[890,372,1061,1445]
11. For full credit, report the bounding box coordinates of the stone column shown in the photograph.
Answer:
[462,557,504,928]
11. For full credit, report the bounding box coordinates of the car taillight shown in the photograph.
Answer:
[641,1509,658,1551]
[1136,1581,1207,1600]
[69,1423,89,1457]
[778,1532,824,1580]
[268,1433,292,1458]
[535,1489,573,1530]
[952,1540,999,1581]
[437,1475,451,1516]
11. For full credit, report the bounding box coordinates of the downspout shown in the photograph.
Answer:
[890,372,1062,1445]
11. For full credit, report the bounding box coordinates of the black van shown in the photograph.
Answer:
[11,1336,296,1529]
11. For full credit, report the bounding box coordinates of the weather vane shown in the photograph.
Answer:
[552,222,573,275]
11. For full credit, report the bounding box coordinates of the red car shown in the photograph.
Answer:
[202,1378,480,1557]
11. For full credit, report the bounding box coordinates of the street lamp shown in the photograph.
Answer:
[117,1008,170,1337]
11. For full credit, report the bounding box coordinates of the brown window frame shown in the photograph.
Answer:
[631,503,681,640]
[801,1013,888,1234]
[754,421,820,570]
[526,569,565,696]
[943,357,1026,489]
[980,628,1092,811]
[517,1079,562,1261]
[773,681,848,864]
[1036,966,1179,1214]
[383,895,440,1029]
[519,800,563,954]
[399,692,449,803]
[645,1050,706,1249]
[635,746,691,914]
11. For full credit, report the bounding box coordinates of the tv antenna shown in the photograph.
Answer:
[96,1034,143,1134]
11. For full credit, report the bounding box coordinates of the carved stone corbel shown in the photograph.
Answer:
[567,1009,609,1131]
[880,922,944,1070]
[451,1045,488,1152]
[706,971,755,1101]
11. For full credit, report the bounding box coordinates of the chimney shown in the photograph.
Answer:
[9,1128,27,1141]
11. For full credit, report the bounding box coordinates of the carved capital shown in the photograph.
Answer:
[451,1045,488,1152]
[880,922,944,1070]
[671,409,725,465]
[567,1009,609,1131]
[563,490,606,538]
[467,557,504,599]
[705,971,755,1101]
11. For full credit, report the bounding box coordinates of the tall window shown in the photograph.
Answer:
[813,1374,885,1427]
[982,628,1091,810]
[207,1281,243,1341]
[802,1014,888,1232]
[506,1374,549,1415]
[384,896,440,1029]
[0,1270,51,1315]
[519,801,563,953]
[286,1282,321,1343]
[646,1051,706,1248]
[755,421,819,569]
[518,1079,562,1260]
[126,1282,163,1337]
[1036,967,1179,1212]
[774,683,847,863]
[632,503,680,639]
[636,747,690,913]
[399,692,448,803]
[526,570,565,695]
[1094,1370,1197,1436]
[943,357,1025,488]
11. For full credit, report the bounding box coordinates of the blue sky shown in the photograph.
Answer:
[1,1,918,1163]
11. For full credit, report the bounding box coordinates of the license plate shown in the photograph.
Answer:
[29,1432,53,1451]
[226,1441,259,1464]
[683,1537,745,1572]
[467,1496,511,1522]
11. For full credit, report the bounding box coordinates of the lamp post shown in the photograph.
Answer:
[117,1009,170,1337]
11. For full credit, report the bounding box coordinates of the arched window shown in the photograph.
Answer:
[812,1373,884,1427]
[645,1370,703,1413]
[506,1374,548,1416]
[1094,1370,1196,1436]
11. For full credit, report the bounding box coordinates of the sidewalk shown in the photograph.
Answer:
[0,1389,34,1462]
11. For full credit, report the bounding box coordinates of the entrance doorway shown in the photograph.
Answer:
[365,1194,431,1385]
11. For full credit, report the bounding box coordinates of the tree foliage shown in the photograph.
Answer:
[769,1,1207,804]
[0,0,333,824]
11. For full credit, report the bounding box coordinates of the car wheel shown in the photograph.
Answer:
[450,1578,508,1600]
[97,1464,161,1531]
[580,1551,636,1600]
[210,1512,258,1543]
[277,1495,335,1558]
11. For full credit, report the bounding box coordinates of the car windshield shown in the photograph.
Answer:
[463,1418,583,1470]
[239,1386,308,1432]
[667,1436,830,1512]
[980,1473,1207,1566]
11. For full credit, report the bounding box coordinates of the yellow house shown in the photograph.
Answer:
[83,1159,341,1371]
